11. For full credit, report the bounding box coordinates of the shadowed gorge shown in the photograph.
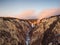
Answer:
[0,15,60,45]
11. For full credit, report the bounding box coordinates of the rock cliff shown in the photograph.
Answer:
[0,15,60,45]
[30,15,60,45]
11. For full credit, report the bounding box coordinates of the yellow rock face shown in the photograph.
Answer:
[0,15,60,45]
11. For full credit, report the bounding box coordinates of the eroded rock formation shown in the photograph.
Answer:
[0,17,31,45]
[0,15,60,45]
[30,15,60,45]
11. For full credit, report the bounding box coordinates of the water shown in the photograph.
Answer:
[26,33,30,45]
[26,23,35,45]
[31,23,35,28]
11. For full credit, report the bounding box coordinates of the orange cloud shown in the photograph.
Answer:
[16,10,35,19]
[37,8,60,19]
[11,8,60,20]
[37,8,60,23]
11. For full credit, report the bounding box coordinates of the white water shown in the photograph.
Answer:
[26,33,30,45]
[26,23,35,45]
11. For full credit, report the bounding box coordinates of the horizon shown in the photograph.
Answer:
[0,0,60,19]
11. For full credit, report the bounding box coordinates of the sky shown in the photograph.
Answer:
[0,0,60,18]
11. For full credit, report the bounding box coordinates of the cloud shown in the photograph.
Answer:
[16,10,36,19]
[6,8,59,19]
[37,8,60,19]
[37,8,60,23]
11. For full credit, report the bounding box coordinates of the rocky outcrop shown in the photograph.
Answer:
[0,15,60,45]
[0,17,31,45]
[30,15,60,45]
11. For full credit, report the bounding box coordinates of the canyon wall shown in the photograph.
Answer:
[0,15,60,45]
[30,15,60,45]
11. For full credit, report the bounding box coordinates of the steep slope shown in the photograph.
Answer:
[0,15,60,45]
[30,15,60,45]
[0,17,31,45]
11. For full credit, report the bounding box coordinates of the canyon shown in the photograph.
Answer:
[0,15,60,45]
